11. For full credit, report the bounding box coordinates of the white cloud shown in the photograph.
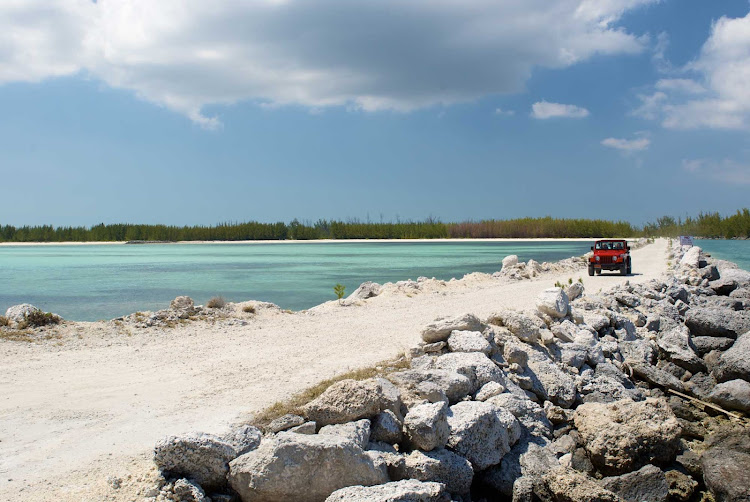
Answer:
[0,0,655,127]
[655,79,705,94]
[601,136,650,151]
[636,11,750,130]
[682,158,750,184]
[494,107,515,116]
[531,100,590,119]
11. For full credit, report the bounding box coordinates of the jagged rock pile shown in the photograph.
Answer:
[115,297,280,328]
[149,242,749,502]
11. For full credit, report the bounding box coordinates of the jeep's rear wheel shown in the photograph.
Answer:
[588,264,595,276]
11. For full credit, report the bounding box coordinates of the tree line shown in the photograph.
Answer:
[0,209,747,242]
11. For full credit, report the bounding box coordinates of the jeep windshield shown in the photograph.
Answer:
[595,241,625,250]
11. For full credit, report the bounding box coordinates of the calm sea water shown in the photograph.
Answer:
[694,239,750,272]
[2,239,746,322]
[0,241,592,321]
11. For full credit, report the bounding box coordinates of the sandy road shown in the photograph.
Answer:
[0,238,668,501]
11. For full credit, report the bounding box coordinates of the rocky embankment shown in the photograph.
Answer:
[141,240,750,502]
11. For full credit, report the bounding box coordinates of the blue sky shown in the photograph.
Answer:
[1,0,749,227]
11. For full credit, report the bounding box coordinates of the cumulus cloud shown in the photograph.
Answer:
[494,107,515,116]
[0,0,656,127]
[531,101,590,119]
[601,136,650,151]
[682,158,750,184]
[636,10,750,130]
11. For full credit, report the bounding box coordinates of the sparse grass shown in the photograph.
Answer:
[249,354,411,431]
[577,277,583,284]
[242,305,256,314]
[207,296,226,309]
[17,311,61,329]
[0,316,9,327]
[0,330,35,342]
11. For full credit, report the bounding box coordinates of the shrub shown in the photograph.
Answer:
[20,310,61,328]
[334,284,346,302]
[0,316,8,327]
[242,305,256,314]
[207,296,226,309]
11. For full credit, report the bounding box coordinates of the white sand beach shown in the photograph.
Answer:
[0,239,668,501]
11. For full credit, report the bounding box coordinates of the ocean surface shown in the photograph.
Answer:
[0,241,593,321]
[694,239,750,272]
[1,240,746,322]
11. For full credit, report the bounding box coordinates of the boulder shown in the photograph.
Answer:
[679,247,701,268]
[706,379,750,412]
[701,430,750,502]
[319,419,371,449]
[154,426,261,491]
[386,370,472,404]
[434,352,505,391]
[536,288,570,319]
[720,267,750,287]
[656,327,705,374]
[172,478,210,502]
[488,309,541,344]
[573,398,681,475]
[665,469,697,502]
[347,281,382,301]
[474,381,505,401]
[4,303,41,323]
[524,347,577,408]
[685,308,750,339]
[266,414,306,434]
[480,439,558,497]
[446,401,520,471]
[486,393,551,438]
[370,410,403,445]
[229,432,388,502]
[551,320,578,343]
[503,255,519,268]
[401,449,473,495]
[599,464,669,502]
[503,339,530,367]
[169,296,195,312]
[709,278,738,296]
[325,479,449,502]
[577,363,643,404]
[713,331,750,383]
[421,314,483,343]
[566,282,585,301]
[538,467,624,502]
[690,336,735,356]
[403,402,450,451]
[628,362,685,393]
[583,311,611,332]
[301,379,401,427]
[447,330,492,355]
[615,292,640,308]
[289,422,317,434]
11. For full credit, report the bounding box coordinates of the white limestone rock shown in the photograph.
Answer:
[536,288,570,319]
[229,432,388,502]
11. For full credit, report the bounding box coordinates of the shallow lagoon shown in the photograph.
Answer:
[0,241,592,321]
[1,239,746,322]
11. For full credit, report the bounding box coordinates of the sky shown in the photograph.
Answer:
[1,0,749,227]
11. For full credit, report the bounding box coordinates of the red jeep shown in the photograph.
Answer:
[588,239,631,276]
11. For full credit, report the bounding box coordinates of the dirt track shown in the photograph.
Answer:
[0,238,668,501]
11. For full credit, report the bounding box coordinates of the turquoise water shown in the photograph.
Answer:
[0,241,594,321]
[694,239,750,272]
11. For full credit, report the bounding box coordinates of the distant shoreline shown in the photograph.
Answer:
[0,237,618,247]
